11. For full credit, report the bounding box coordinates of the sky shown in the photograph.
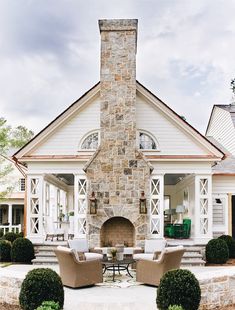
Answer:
[0,0,235,135]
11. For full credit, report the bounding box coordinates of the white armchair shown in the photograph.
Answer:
[133,239,167,261]
[68,239,103,261]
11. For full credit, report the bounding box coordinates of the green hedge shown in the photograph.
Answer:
[19,268,64,310]
[206,238,229,264]
[0,240,11,261]
[11,237,35,263]
[157,269,201,310]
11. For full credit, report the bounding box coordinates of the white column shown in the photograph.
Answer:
[149,174,164,238]
[8,204,12,231]
[194,174,213,244]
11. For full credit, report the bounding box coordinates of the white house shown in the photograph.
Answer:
[206,104,235,239]
[0,150,26,234]
[13,19,228,246]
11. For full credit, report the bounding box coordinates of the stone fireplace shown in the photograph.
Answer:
[84,19,152,248]
[100,217,135,247]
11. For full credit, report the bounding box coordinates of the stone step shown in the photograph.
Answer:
[32,257,58,265]
[183,247,203,253]
[183,252,203,258]
[181,258,205,266]
[35,252,56,258]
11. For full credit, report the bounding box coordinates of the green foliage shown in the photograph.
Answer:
[168,306,184,310]
[206,238,229,264]
[0,229,4,238]
[230,239,235,258]
[10,125,34,148]
[11,237,35,263]
[19,268,64,310]
[36,301,60,310]
[0,240,11,261]
[157,269,201,310]
[218,235,234,258]
[3,232,18,243]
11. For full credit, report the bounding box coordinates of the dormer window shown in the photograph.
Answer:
[80,131,99,150]
[139,131,158,150]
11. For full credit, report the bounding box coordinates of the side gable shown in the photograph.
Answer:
[136,82,224,159]
[206,105,235,155]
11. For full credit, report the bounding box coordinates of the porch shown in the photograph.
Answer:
[0,203,24,234]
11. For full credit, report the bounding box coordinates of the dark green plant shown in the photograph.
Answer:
[36,300,60,310]
[11,237,35,263]
[168,306,184,310]
[157,269,201,310]
[0,229,4,238]
[17,232,24,238]
[218,235,234,258]
[3,232,18,243]
[19,268,64,310]
[230,239,235,258]
[206,238,229,264]
[0,240,11,261]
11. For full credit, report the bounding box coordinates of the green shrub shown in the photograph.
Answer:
[19,268,64,310]
[218,235,234,258]
[206,238,229,264]
[11,237,35,263]
[36,301,60,310]
[0,229,4,238]
[168,306,184,310]
[17,232,24,238]
[230,239,235,258]
[0,240,11,261]
[157,269,201,310]
[3,232,18,243]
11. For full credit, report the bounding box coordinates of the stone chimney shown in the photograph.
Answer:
[85,19,151,247]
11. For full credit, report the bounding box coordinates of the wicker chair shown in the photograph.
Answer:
[136,245,185,286]
[54,246,103,288]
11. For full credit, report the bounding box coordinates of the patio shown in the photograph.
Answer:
[1,264,235,309]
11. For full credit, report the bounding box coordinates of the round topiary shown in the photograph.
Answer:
[11,237,35,263]
[36,301,60,310]
[3,232,18,243]
[157,269,201,310]
[218,235,234,258]
[206,238,229,264]
[168,306,184,310]
[19,268,64,310]
[230,239,235,258]
[0,229,4,238]
[0,240,11,261]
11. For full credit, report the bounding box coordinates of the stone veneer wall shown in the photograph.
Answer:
[85,19,152,248]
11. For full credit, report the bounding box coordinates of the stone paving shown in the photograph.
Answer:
[1,264,235,309]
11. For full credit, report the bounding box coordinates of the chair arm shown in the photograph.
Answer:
[89,248,103,254]
[136,259,162,286]
[133,249,144,254]
[153,250,162,260]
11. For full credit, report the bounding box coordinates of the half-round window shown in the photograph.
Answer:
[139,132,157,150]
[81,132,99,150]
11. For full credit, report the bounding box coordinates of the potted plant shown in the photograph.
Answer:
[111,247,117,260]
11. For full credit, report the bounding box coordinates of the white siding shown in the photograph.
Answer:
[207,107,235,155]
[31,98,100,155]
[27,161,85,174]
[136,95,209,155]
[212,175,235,194]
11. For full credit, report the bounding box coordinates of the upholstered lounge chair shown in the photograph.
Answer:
[68,239,103,261]
[136,245,185,286]
[54,246,103,288]
[133,239,167,261]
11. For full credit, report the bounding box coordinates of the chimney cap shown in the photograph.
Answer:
[98,19,138,32]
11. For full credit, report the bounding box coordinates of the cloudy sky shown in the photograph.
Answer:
[0,0,235,135]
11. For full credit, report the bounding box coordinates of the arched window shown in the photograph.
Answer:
[139,131,157,150]
[81,132,99,150]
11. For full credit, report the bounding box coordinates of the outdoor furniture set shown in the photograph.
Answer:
[54,238,185,288]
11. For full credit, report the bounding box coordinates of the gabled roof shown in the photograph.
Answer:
[14,81,225,161]
[206,104,235,135]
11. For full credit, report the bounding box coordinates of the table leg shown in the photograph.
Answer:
[112,264,115,281]
[126,263,133,278]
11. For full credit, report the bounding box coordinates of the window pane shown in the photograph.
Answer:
[81,133,99,149]
[139,132,157,150]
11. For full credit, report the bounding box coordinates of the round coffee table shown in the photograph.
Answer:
[102,258,135,282]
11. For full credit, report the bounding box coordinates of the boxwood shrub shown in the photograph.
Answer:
[218,235,234,258]
[0,240,11,261]
[3,232,18,243]
[206,238,229,264]
[230,239,235,258]
[157,269,201,310]
[11,237,35,263]
[19,268,64,310]
[168,306,184,310]
[36,301,60,310]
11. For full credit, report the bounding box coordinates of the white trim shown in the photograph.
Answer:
[136,83,224,159]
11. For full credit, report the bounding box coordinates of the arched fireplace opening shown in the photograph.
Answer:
[100,216,135,247]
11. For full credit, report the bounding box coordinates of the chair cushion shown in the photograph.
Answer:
[71,249,86,261]
[84,252,103,261]
[68,238,89,252]
[133,253,154,261]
